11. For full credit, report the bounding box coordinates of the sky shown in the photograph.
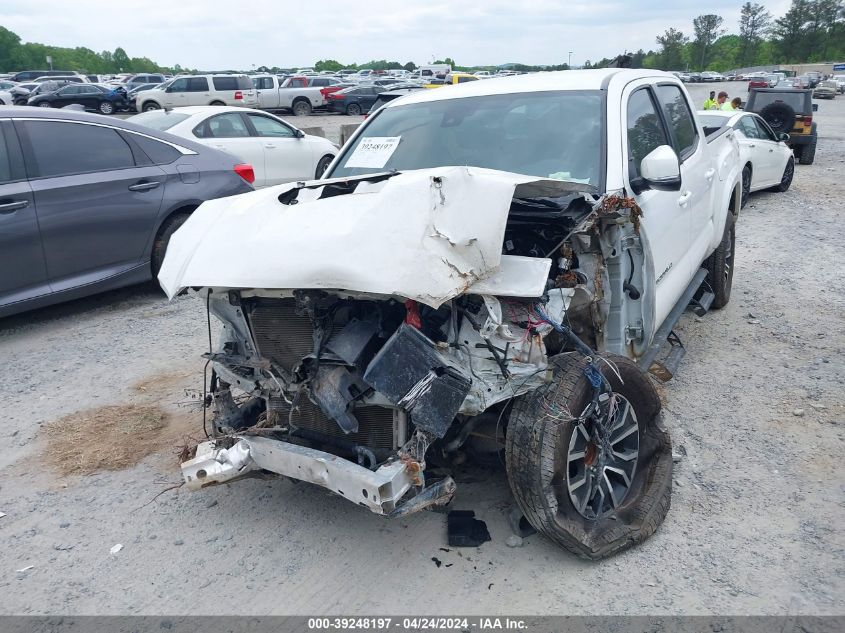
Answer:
[1,0,793,69]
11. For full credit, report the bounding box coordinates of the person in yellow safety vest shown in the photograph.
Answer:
[703,91,717,110]
[717,91,733,110]
[730,97,742,110]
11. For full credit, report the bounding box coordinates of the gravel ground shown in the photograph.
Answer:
[0,83,843,616]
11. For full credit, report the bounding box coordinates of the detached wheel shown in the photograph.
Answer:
[704,214,735,309]
[151,213,190,277]
[505,354,672,560]
[346,102,362,116]
[292,99,312,117]
[98,101,115,115]
[740,165,751,208]
[770,157,794,192]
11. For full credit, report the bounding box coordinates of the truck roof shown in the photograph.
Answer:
[386,69,676,108]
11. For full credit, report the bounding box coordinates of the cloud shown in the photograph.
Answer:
[0,0,795,69]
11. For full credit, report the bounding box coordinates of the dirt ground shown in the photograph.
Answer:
[0,82,843,616]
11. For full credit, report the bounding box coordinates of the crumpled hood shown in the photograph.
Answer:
[158,166,586,308]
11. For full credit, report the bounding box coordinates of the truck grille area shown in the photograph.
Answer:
[268,397,395,450]
[248,299,316,372]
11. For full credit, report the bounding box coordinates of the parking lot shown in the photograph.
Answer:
[0,81,843,616]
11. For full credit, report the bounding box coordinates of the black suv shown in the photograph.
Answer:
[745,88,819,165]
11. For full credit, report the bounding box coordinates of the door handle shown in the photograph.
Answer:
[677,191,692,207]
[0,199,29,214]
[704,168,716,181]
[264,144,277,149]
[128,181,161,192]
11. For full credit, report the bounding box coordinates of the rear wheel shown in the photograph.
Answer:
[505,354,672,560]
[799,135,817,165]
[346,102,362,116]
[740,165,751,208]
[315,155,334,179]
[98,101,115,115]
[292,99,312,117]
[151,213,191,277]
[704,214,735,309]
[770,157,794,192]
[142,101,161,112]
[209,100,225,106]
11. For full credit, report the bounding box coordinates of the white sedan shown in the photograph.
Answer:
[128,106,337,187]
[698,110,794,208]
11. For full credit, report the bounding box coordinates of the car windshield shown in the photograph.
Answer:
[128,111,191,131]
[330,90,603,187]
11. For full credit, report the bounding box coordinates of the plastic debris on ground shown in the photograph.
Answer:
[109,543,123,555]
[447,510,491,547]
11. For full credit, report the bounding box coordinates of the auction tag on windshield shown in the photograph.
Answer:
[345,136,401,168]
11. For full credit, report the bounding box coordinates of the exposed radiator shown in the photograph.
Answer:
[268,397,396,450]
[249,299,316,372]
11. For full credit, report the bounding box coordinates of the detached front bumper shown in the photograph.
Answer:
[181,436,450,515]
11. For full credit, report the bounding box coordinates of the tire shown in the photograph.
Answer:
[151,213,190,277]
[799,134,817,165]
[740,165,751,208]
[759,102,795,133]
[209,100,225,106]
[346,102,362,116]
[98,101,114,115]
[505,353,672,560]
[38,102,52,108]
[770,157,794,192]
[292,99,312,117]
[142,101,161,112]
[315,154,334,179]
[704,214,735,309]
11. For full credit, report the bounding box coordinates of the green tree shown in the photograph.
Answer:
[315,59,343,72]
[692,14,726,70]
[403,61,417,71]
[738,2,772,67]
[656,28,688,70]
[772,0,811,62]
[112,46,130,71]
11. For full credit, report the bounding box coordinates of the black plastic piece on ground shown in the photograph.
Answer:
[447,510,491,547]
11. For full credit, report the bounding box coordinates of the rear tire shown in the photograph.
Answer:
[151,213,190,277]
[142,101,161,112]
[740,165,751,208]
[770,157,794,192]
[346,103,362,116]
[799,135,817,165]
[704,214,735,309]
[98,101,115,115]
[210,100,225,106]
[315,154,334,179]
[292,99,312,117]
[505,354,672,560]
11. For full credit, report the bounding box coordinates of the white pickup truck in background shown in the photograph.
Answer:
[160,69,741,560]
[251,75,326,116]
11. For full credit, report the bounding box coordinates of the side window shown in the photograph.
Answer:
[169,78,188,92]
[247,114,294,137]
[22,121,135,178]
[254,77,272,90]
[655,84,698,160]
[0,128,12,184]
[737,117,760,139]
[194,113,249,138]
[626,88,669,180]
[212,77,238,91]
[188,77,209,92]
[127,133,182,164]
[57,86,79,95]
[753,117,776,141]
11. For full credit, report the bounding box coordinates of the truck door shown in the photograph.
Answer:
[622,84,693,332]
[255,77,277,109]
[653,84,715,273]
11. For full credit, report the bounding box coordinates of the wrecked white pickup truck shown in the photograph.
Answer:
[159,69,741,559]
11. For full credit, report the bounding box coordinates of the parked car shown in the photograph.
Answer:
[700,71,720,82]
[12,81,73,105]
[129,107,337,186]
[0,90,13,106]
[364,87,425,115]
[745,87,818,164]
[442,72,480,85]
[698,110,794,207]
[32,75,87,84]
[0,107,255,318]
[122,73,167,90]
[27,83,129,114]
[9,70,78,83]
[805,72,822,88]
[250,75,325,116]
[812,80,838,99]
[164,68,742,560]
[125,83,162,111]
[137,75,258,112]
[326,85,386,115]
[0,81,18,91]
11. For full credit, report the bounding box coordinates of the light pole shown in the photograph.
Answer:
[568,51,573,69]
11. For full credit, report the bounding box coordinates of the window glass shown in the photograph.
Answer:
[737,117,761,139]
[128,111,190,131]
[0,129,12,184]
[626,88,668,179]
[188,77,209,92]
[752,117,776,141]
[247,114,294,137]
[655,85,697,158]
[24,121,135,178]
[213,77,238,91]
[168,78,188,92]
[236,76,253,90]
[128,133,181,164]
[58,86,80,95]
[194,113,249,138]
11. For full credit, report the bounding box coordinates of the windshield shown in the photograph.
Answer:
[128,111,191,131]
[330,90,603,187]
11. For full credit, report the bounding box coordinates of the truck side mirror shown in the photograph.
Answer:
[639,145,682,191]
[812,103,819,112]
